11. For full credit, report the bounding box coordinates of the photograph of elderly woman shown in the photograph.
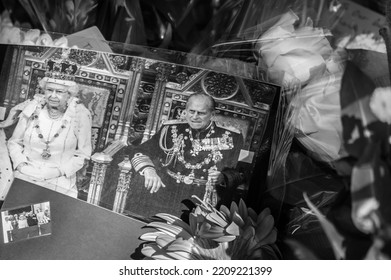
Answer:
[7,69,93,198]
[0,46,114,204]
[0,47,93,199]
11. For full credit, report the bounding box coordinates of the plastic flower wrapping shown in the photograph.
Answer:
[0,10,69,47]
[255,9,347,163]
[243,5,350,243]
[214,0,391,259]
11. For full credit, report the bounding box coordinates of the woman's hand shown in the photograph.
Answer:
[41,167,62,180]
[16,162,28,172]
[17,163,61,180]
[17,164,44,181]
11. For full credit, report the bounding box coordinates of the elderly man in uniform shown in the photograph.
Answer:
[126,92,244,218]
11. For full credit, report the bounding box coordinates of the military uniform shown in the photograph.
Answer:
[126,120,244,218]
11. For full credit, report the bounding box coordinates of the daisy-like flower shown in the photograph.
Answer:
[140,196,281,260]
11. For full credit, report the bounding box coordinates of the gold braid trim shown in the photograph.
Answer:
[159,125,182,167]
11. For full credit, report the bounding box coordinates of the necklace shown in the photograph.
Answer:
[47,108,64,120]
[172,125,220,181]
[33,114,67,160]
[186,124,215,156]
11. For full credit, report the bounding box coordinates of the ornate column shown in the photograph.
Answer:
[0,46,14,108]
[87,152,113,205]
[115,57,144,141]
[3,46,22,108]
[142,63,175,142]
[123,58,145,141]
[112,156,133,213]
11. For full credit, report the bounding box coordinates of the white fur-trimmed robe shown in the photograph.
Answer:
[7,95,92,198]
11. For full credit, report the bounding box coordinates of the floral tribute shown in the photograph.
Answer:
[139,196,281,260]
[256,10,346,164]
[339,54,391,241]
[253,5,391,259]
[0,10,68,47]
[256,10,333,87]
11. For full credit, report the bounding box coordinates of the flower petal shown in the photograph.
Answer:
[225,221,240,236]
[139,231,167,242]
[255,215,274,242]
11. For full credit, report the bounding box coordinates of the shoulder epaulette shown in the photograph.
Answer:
[161,119,187,126]
[215,121,241,134]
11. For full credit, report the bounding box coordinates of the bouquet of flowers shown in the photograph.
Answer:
[284,1,391,259]
[139,196,281,260]
[0,10,69,46]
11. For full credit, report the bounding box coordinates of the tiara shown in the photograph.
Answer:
[44,49,79,81]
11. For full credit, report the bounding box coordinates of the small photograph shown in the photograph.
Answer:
[1,201,51,244]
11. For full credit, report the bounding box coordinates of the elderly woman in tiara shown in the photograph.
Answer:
[7,59,92,198]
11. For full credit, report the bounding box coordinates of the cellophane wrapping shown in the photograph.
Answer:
[3,0,391,259]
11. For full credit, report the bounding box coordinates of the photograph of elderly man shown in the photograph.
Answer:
[125,92,244,218]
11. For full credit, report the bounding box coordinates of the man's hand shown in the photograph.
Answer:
[208,168,223,185]
[143,168,166,193]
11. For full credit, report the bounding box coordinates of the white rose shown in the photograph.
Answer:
[0,26,21,44]
[256,10,332,86]
[369,87,391,124]
[293,67,346,162]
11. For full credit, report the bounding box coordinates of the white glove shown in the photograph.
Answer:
[40,167,62,180]
[19,165,44,181]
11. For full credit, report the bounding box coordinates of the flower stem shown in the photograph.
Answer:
[380,0,391,84]
[379,0,391,160]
